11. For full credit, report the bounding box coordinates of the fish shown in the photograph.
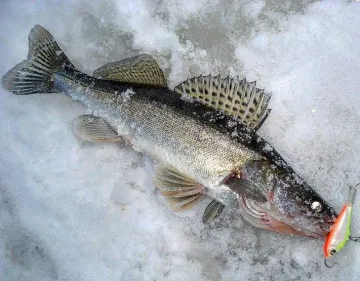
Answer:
[324,185,359,266]
[1,25,337,238]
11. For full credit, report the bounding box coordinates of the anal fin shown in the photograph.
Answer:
[154,165,205,210]
[72,114,123,143]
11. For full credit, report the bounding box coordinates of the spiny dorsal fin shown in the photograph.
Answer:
[174,75,271,131]
[93,54,167,87]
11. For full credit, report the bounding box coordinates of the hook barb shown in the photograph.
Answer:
[349,236,360,242]
[324,258,334,268]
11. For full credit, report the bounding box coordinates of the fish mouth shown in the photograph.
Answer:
[237,196,326,238]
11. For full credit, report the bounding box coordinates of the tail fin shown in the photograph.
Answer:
[1,25,74,95]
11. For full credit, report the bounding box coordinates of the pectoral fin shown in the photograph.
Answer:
[226,177,267,203]
[72,114,122,143]
[93,54,167,87]
[153,165,205,210]
[202,200,225,223]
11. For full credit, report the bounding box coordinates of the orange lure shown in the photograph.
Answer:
[323,185,359,267]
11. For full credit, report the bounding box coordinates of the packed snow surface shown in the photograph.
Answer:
[1,0,360,280]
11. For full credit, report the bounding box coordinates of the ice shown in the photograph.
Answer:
[243,0,265,18]
[249,33,269,52]
[1,0,360,280]
[121,88,135,102]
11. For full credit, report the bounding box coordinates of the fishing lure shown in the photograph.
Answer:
[323,184,360,267]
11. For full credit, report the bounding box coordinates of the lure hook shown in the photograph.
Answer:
[324,258,334,268]
[349,236,360,242]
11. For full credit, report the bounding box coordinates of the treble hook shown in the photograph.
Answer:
[324,258,335,268]
[349,236,360,242]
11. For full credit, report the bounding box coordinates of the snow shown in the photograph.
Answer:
[1,0,360,280]
[121,88,135,102]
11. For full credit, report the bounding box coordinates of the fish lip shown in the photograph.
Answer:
[238,196,330,238]
[303,229,327,239]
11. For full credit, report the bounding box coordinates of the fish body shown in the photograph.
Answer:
[2,25,337,238]
[55,68,258,196]
[324,186,358,259]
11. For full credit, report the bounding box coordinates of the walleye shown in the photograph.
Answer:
[2,25,337,238]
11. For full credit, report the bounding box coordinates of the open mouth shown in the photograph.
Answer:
[237,196,325,238]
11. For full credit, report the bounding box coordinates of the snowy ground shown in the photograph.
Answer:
[1,0,360,280]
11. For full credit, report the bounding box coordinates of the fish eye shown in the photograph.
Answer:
[311,201,323,212]
[330,249,336,256]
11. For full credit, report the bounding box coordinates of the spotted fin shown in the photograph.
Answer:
[202,200,225,223]
[174,75,271,131]
[153,165,204,210]
[93,54,167,87]
[72,114,123,143]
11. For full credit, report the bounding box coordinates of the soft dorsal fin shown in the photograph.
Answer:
[174,75,271,131]
[93,54,167,87]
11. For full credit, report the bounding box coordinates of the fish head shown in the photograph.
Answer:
[238,160,337,238]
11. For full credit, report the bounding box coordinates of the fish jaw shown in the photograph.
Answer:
[238,196,332,238]
[268,189,336,239]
